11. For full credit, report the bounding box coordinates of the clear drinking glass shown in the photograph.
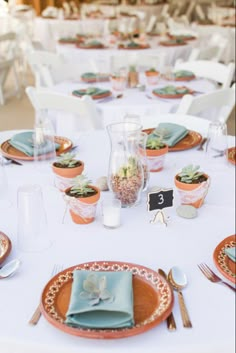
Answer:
[205,121,228,170]
[139,131,150,192]
[0,157,11,208]
[33,110,57,172]
[17,184,52,252]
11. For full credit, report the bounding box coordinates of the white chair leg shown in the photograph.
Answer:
[0,87,5,105]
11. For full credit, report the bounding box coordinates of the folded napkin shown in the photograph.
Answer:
[83,40,103,47]
[81,72,109,81]
[153,122,188,147]
[72,87,110,97]
[174,70,195,78]
[9,131,59,157]
[153,85,190,96]
[224,247,236,262]
[65,270,134,329]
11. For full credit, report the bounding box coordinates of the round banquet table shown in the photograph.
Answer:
[51,75,216,136]
[0,128,235,353]
[56,38,195,67]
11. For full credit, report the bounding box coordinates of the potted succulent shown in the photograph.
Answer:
[109,156,144,207]
[145,133,168,172]
[145,67,160,85]
[128,65,139,88]
[110,71,127,91]
[174,165,210,208]
[52,152,84,191]
[64,175,100,224]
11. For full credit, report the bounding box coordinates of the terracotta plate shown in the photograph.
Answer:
[81,75,110,84]
[213,235,236,283]
[159,41,187,46]
[143,128,202,151]
[118,44,150,50]
[72,90,112,100]
[152,87,193,99]
[227,147,236,165]
[0,136,72,161]
[41,261,174,339]
[0,231,12,265]
[76,44,106,49]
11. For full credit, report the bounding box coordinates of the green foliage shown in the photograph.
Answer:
[118,156,139,178]
[70,175,94,196]
[146,132,166,150]
[56,153,78,168]
[178,165,204,184]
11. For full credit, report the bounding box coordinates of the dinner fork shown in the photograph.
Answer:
[28,264,63,325]
[198,263,236,292]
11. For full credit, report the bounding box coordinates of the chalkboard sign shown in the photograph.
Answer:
[147,188,174,212]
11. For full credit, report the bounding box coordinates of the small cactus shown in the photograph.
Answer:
[56,152,79,168]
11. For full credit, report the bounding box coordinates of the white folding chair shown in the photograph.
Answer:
[177,84,236,123]
[0,31,20,105]
[145,15,157,34]
[187,45,226,63]
[25,86,103,138]
[174,60,235,89]
[25,50,70,88]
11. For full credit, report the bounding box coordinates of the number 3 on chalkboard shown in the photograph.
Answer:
[157,193,164,205]
[147,188,174,212]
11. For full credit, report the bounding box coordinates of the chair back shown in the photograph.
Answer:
[174,60,235,89]
[25,86,103,135]
[177,84,236,123]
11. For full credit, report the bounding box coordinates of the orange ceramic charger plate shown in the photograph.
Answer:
[40,261,174,339]
[227,147,236,165]
[0,136,72,161]
[159,41,187,46]
[72,90,112,100]
[213,235,236,283]
[118,44,150,50]
[152,87,193,99]
[0,231,12,265]
[143,128,202,152]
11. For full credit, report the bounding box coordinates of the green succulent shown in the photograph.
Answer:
[118,156,139,178]
[146,133,166,150]
[70,175,94,196]
[129,65,137,72]
[178,164,204,184]
[56,153,78,168]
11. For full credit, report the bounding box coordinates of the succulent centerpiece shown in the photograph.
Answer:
[175,164,210,208]
[145,130,168,172]
[145,67,160,85]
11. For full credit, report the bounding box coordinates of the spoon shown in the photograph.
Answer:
[168,266,192,328]
[0,259,21,279]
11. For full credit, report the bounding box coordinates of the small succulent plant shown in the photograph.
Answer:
[69,175,94,196]
[178,165,204,184]
[147,67,157,72]
[129,65,137,72]
[118,156,139,178]
[56,152,78,168]
[146,132,166,150]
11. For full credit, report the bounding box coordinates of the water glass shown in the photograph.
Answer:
[205,121,228,169]
[17,184,51,252]
[102,195,121,229]
[0,157,11,208]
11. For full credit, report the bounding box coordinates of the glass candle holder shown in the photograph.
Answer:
[102,196,121,229]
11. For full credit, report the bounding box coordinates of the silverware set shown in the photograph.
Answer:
[29,264,63,325]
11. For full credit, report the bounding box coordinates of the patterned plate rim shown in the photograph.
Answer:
[213,235,236,283]
[0,231,12,265]
[227,147,236,165]
[143,128,202,151]
[0,136,72,161]
[40,261,174,339]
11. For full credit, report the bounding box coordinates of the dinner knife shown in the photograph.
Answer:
[158,268,177,331]
[3,157,23,166]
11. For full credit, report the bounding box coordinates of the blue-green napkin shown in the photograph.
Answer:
[65,270,134,329]
[153,85,190,96]
[9,131,59,157]
[174,70,195,78]
[72,87,110,97]
[224,247,236,262]
[153,122,188,147]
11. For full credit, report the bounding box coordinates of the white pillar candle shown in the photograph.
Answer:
[102,198,121,229]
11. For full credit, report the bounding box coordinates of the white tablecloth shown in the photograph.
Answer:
[52,76,216,135]
[0,128,235,353]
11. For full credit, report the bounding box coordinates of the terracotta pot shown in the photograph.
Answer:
[145,71,159,85]
[52,161,84,192]
[146,145,168,172]
[65,185,100,224]
[174,174,210,208]
[110,76,127,91]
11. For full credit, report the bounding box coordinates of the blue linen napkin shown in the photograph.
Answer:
[153,85,190,96]
[174,70,195,78]
[9,131,59,157]
[152,122,189,147]
[72,87,110,97]
[65,270,134,329]
[224,247,236,262]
